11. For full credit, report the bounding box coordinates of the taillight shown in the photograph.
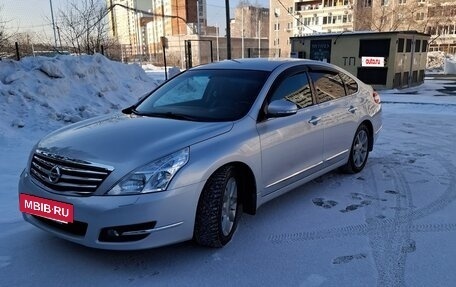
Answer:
[373,91,381,104]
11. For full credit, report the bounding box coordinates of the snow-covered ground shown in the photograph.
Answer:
[1,55,455,286]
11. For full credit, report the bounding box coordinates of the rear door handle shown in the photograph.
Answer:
[308,116,321,125]
[348,106,358,113]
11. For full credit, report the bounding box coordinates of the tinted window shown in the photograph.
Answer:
[270,73,313,109]
[310,71,346,103]
[339,72,358,95]
[136,69,270,122]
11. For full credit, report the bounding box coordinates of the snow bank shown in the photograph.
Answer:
[0,54,159,138]
[444,55,456,74]
[426,51,445,72]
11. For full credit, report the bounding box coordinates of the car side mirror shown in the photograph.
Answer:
[267,99,298,118]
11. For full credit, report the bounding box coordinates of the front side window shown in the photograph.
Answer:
[270,72,313,109]
[136,69,270,122]
[310,71,346,103]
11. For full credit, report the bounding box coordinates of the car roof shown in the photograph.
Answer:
[191,58,323,72]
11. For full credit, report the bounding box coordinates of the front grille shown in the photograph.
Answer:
[30,150,113,195]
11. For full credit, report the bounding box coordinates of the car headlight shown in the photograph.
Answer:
[107,147,189,195]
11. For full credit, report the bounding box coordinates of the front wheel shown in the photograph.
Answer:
[194,166,241,248]
[342,124,370,173]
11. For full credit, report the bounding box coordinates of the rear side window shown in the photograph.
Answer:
[339,72,358,95]
[270,72,313,109]
[309,71,346,103]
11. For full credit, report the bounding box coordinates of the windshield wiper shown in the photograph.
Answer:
[137,112,199,121]
[122,106,140,115]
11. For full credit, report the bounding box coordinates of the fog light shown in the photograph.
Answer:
[107,229,120,237]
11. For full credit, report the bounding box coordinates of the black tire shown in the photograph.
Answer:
[194,166,242,248]
[342,124,370,174]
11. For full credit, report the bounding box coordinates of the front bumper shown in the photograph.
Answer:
[19,170,203,250]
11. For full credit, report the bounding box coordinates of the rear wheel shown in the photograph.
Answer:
[194,166,241,247]
[342,124,370,173]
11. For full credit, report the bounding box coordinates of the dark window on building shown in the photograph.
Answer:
[406,39,412,52]
[394,72,402,88]
[270,72,313,109]
[309,71,346,103]
[362,0,373,7]
[419,70,425,82]
[415,40,421,52]
[359,39,391,57]
[357,68,388,85]
[310,40,332,63]
[422,40,428,52]
[412,70,418,83]
[403,71,409,86]
[398,38,405,52]
[416,12,425,20]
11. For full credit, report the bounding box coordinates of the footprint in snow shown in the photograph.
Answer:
[312,198,338,209]
[332,253,367,264]
[340,200,372,213]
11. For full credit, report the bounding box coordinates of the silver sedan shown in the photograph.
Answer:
[18,58,382,249]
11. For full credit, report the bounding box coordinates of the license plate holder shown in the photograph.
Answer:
[19,194,74,223]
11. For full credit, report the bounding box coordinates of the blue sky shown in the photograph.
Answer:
[1,0,269,41]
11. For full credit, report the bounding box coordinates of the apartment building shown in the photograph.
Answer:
[270,0,354,57]
[230,5,270,38]
[270,0,456,57]
[424,1,456,53]
[356,0,456,53]
[229,5,270,57]
[107,0,205,61]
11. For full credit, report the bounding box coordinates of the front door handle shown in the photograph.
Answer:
[308,116,321,125]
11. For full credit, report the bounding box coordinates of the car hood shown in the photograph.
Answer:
[37,113,233,168]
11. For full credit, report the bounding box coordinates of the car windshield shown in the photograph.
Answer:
[135,69,270,122]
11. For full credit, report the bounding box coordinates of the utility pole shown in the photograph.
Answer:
[216,24,220,61]
[241,6,244,58]
[225,0,231,59]
[49,0,58,49]
[258,20,261,58]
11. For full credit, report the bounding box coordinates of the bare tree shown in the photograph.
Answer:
[57,0,112,55]
[354,0,428,32]
[0,5,12,50]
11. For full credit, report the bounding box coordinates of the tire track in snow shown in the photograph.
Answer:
[268,222,456,244]
[268,156,456,286]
